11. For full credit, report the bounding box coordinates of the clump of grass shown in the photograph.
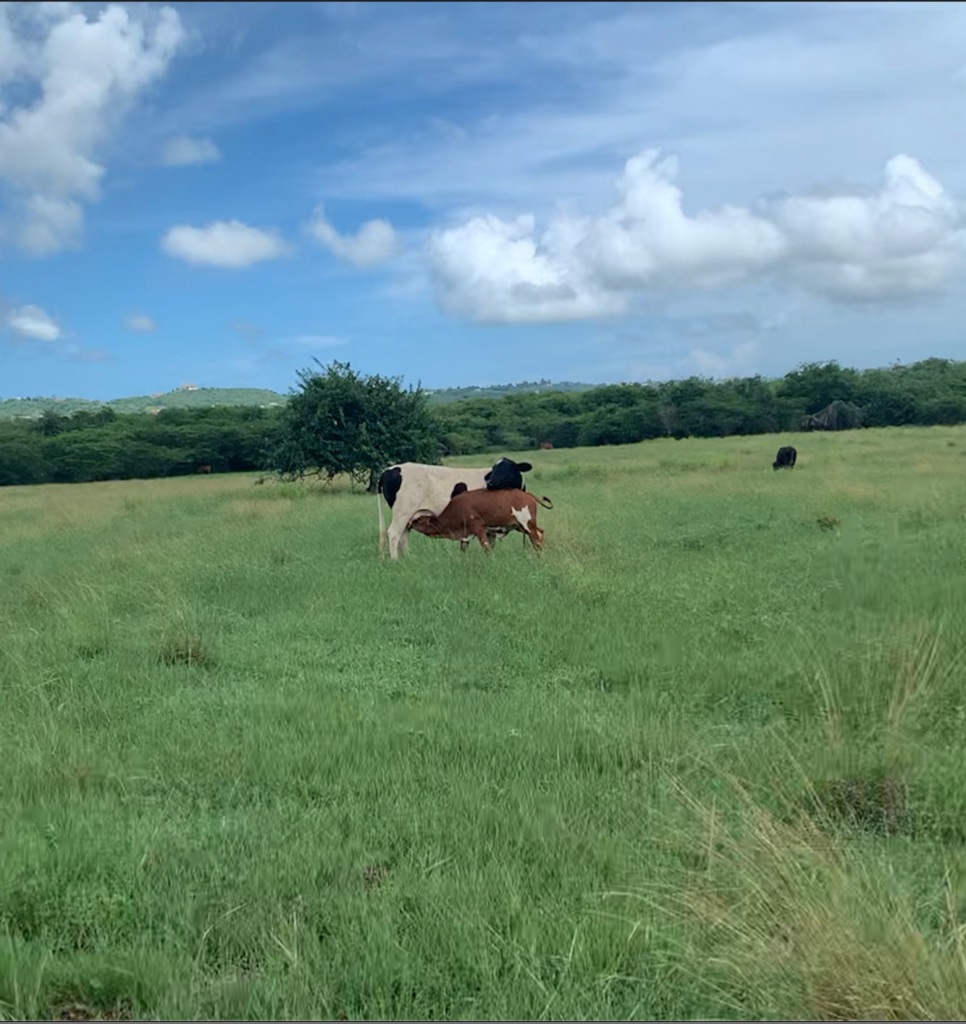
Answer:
[816,514,841,531]
[53,998,131,1021]
[76,638,109,661]
[642,624,965,1020]
[806,772,910,837]
[158,635,207,667]
[656,775,966,1021]
[363,864,389,891]
[268,546,293,567]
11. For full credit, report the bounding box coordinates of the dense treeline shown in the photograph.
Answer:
[0,405,283,487]
[2,358,966,486]
[433,358,966,454]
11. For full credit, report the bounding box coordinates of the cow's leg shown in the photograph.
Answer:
[397,527,412,558]
[387,520,406,560]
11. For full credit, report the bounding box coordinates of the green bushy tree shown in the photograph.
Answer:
[267,360,441,488]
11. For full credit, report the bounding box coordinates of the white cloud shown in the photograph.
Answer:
[125,313,158,332]
[425,149,966,324]
[770,154,963,302]
[161,220,289,268]
[585,151,787,291]
[309,2,966,231]
[0,2,186,255]
[307,204,400,267]
[8,304,63,341]
[159,135,221,166]
[426,211,624,324]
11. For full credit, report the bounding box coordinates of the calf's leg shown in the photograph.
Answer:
[470,519,492,552]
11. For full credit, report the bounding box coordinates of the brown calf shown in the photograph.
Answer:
[408,487,551,552]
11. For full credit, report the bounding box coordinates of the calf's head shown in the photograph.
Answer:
[408,512,442,537]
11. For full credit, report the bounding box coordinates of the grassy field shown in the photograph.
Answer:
[3,426,966,1020]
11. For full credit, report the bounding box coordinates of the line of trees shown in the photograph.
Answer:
[2,357,966,488]
[0,405,282,487]
[433,357,966,454]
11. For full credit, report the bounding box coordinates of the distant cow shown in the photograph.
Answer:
[409,487,551,553]
[773,446,797,470]
[485,457,532,491]
[378,458,534,560]
[539,442,554,450]
[196,464,213,474]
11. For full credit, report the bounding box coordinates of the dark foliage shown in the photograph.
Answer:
[2,357,966,487]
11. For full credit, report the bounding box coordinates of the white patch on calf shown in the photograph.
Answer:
[511,505,532,529]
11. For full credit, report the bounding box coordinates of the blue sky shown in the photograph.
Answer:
[2,0,965,400]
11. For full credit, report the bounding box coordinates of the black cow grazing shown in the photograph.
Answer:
[485,457,532,491]
[773,445,797,470]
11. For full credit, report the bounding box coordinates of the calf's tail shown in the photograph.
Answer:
[535,495,554,510]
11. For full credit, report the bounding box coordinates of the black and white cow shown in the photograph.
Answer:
[773,445,797,470]
[378,458,533,559]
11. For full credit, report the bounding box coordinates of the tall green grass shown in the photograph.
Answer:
[2,427,966,1020]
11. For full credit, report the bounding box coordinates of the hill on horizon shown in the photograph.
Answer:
[0,380,598,419]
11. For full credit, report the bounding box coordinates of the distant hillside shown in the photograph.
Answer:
[0,380,598,419]
[0,387,288,420]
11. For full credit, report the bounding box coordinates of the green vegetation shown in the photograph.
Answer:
[0,388,287,420]
[425,379,597,405]
[4,357,966,488]
[3,428,966,1019]
[434,356,966,452]
[266,361,440,487]
[0,406,280,487]
[0,382,594,421]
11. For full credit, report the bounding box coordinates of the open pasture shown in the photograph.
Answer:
[3,426,966,1020]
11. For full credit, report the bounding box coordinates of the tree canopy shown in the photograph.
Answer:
[266,360,441,487]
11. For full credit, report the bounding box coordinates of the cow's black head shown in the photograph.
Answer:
[485,457,532,491]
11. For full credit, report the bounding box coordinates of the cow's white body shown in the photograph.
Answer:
[378,463,491,560]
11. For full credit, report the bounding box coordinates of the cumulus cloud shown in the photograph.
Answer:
[161,220,289,268]
[308,204,400,267]
[426,211,625,323]
[770,154,962,302]
[0,2,186,255]
[425,149,966,324]
[159,134,221,166]
[8,304,63,341]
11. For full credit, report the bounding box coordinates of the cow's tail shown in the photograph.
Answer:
[535,495,554,510]
[377,474,388,555]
